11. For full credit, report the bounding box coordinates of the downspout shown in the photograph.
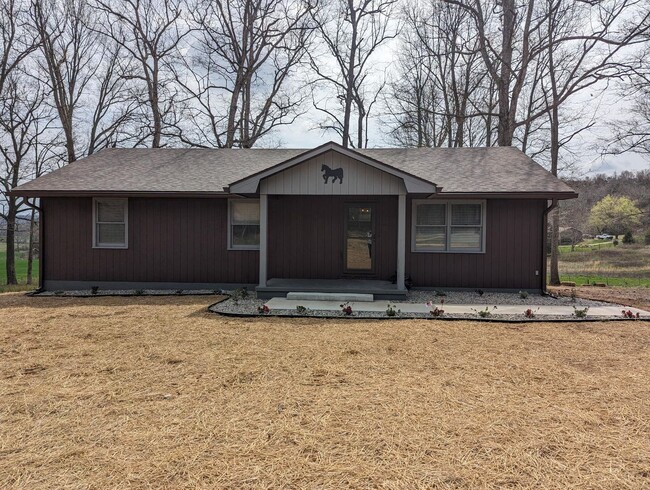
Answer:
[541,199,558,294]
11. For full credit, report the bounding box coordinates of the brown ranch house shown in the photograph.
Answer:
[11,141,577,298]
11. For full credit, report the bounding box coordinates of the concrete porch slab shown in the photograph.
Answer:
[256,278,407,300]
[286,292,374,302]
[264,298,649,318]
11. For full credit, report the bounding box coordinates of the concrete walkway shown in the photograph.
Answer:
[265,298,648,318]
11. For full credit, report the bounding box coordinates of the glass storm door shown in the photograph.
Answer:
[345,204,375,273]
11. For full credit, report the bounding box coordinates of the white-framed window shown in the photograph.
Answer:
[228,199,260,250]
[93,198,128,249]
[412,199,485,253]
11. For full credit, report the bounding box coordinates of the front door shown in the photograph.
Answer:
[344,203,375,274]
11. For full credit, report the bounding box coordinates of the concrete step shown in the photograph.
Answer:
[286,292,374,302]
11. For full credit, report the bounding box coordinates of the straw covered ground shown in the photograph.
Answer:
[1,293,649,489]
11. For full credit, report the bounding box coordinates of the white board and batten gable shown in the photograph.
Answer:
[260,150,404,195]
[227,143,437,196]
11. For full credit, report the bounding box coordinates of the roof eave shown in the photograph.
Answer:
[432,191,579,200]
[8,189,231,198]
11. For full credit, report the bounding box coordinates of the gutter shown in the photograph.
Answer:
[541,199,559,294]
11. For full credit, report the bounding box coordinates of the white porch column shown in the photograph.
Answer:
[259,193,268,288]
[397,192,406,290]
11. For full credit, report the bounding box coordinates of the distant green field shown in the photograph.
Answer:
[559,275,650,287]
[0,242,39,292]
[553,242,650,288]
[558,239,614,254]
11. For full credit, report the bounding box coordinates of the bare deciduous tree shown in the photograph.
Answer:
[94,0,188,148]
[607,40,650,156]
[310,0,398,148]
[31,0,101,163]
[0,74,51,284]
[174,0,316,148]
[385,0,487,147]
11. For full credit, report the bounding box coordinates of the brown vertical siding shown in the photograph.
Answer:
[42,197,258,284]
[268,195,398,280]
[406,198,546,289]
[42,195,545,289]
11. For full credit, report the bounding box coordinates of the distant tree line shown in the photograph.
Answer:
[562,169,650,236]
[1,0,650,284]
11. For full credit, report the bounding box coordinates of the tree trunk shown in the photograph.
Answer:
[27,208,36,285]
[497,0,515,147]
[5,199,18,285]
[342,3,358,148]
[549,101,561,285]
[550,207,561,285]
[357,104,364,148]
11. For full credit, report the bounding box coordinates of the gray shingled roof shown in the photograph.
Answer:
[11,144,577,197]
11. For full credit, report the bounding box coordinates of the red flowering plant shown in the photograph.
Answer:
[524,307,540,319]
[258,304,270,314]
[622,309,640,319]
[340,302,353,316]
[426,298,445,317]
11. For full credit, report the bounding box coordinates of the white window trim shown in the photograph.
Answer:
[92,197,128,249]
[228,198,260,251]
[411,199,486,254]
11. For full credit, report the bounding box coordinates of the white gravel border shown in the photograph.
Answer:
[209,290,633,321]
[32,288,222,297]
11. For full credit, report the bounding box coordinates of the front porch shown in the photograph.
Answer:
[227,144,437,296]
[256,278,408,300]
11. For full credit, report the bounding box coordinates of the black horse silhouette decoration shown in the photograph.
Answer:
[321,164,344,184]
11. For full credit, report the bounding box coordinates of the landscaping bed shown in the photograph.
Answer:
[210,288,626,321]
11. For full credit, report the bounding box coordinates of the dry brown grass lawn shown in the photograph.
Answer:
[1,294,650,489]
[549,285,650,311]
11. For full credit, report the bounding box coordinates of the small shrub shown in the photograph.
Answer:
[573,306,589,318]
[613,238,619,246]
[472,305,497,318]
[258,304,270,314]
[622,309,640,319]
[622,231,634,244]
[134,289,144,296]
[91,286,99,295]
[340,302,353,316]
[519,290,529,299]
[175,289,183,295]
[296,305,309,315]
[231,287,248,304]
[430,307,445,317]
[386,303,400,317]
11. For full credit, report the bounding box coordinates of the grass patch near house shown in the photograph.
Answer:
[559,275,650,287]
[1,294,649,488]
[553,243,650,287]
[0,242,39,292]
[558,239,614,253]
